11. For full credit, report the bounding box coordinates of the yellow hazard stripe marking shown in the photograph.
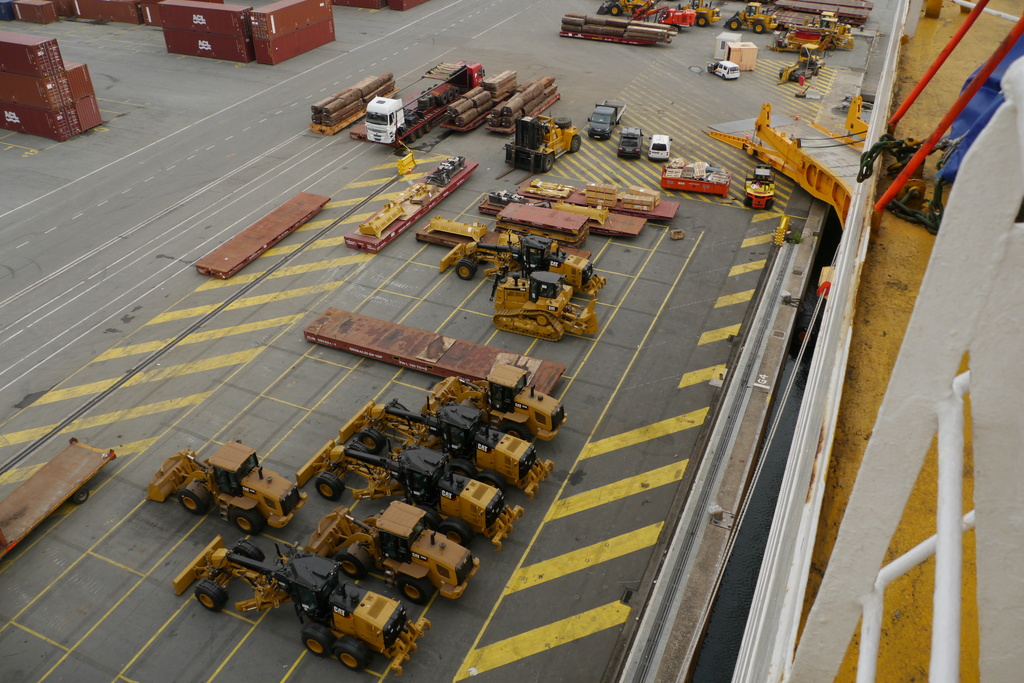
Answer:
[699,324,741,345]
[741,233,774,247]
[147,282,341,325]
[343,173,426,190]
[196,254,372,289]
[454,602,632,680]
[292,218,334,232]
[679,364,727,389]
[506,523,663,595]
[751,212,782,223]
[262,235,349,258]
[579,408,707,460]
[93,315,303,362]
[729,259,766,276]
[324,191,409,208]
[0,393,214,449]
[547,460,688,522]
[715,290,754,308]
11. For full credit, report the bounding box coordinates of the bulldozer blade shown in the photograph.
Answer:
[296,441,336,487]
[146,450,192,502]
[172,535,225,595]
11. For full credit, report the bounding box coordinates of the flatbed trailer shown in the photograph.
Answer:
[308,87,397,136]
[770,0,871,26]
[0,438,116,557]
[343,160,478,254]
[414,224,594,261]
[558,30,667,46]
[517,181,680,221]
[484,93,561,134]
[194,192,331,278]
[495,203,590,249]
[475,195,645,237]
[303,308,566,394]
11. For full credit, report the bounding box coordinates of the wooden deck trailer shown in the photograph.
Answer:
[517,181,680,221]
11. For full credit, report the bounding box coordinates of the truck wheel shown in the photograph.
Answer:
[455,258,478,280]
[333,637,372,671]
[474,470,507,494]
[335,545,371,579]
[397,575,434,604]
[301,623,335,657]
[696,15,708,26]
[542,153,554,173]
[354,428,386,454]
[314,471,345,501]
[753,20,766,34]
[195,578,228,612]
[569,134,582,153]
[231,539,265,562]
[447,458,476,478]
[765,198,775,210]
[178,483,212,515]
[501,422,533,441]
[230,508,265,535]
[416,505,443,530]
[71,488,89,504]
[438,517,476,546]
[726,17,741,30]
[744,195,753,207]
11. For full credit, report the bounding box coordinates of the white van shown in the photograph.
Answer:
[709,60,740,80]
[648,135,672,161]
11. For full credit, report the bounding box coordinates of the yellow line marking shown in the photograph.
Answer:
[751,212,782,223]
[506,523,663,594]
[292,218,334,232]
[679,364,727,389]
[93,315,302,361]
[741,233,774,247]
[729,260,766,276]
[578,408,708,460]
[33,349,262,405]
[0,463,43,485]
[715,289,754,308]
[262,235,349,257]
[547,460,689,522]
[344,173,425,189]
[196,254,372,289]
[147,282,340,324]
[323,191,409,208]
[0,393,214,448]
[454,602,632,680]
[698,324,741,345]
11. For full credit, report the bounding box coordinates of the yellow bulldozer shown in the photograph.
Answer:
[779,43,825,83]
[724,2,778,34]
[491,270,600,341]
[504,114,582,173]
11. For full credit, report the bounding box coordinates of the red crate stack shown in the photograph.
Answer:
[12,0,59,23]
[249,0,332,65]
[73,0,144,23]
[0,31,102,140]
[160,0,254,62]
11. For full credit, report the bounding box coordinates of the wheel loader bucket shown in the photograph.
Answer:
[146,450,194,502]
[296,440,337,487]
[172,535,225,595]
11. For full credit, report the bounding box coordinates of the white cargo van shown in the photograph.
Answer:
[648,135,672,161]
[708,60,740,80]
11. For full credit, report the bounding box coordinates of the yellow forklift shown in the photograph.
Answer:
[504,114,582,173]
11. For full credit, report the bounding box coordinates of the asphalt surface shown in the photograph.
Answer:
[0,1,839,681]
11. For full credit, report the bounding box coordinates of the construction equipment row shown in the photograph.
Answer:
[309,72,396,134]
[486,76,560,132]
[560,13,675,45]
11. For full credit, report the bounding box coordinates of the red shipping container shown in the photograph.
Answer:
[13,0,59,23]
[62,61,95,99]
[253,15,332,64]
[0,30,63,77]
[159,0,251,36]
[249,0,329,40]
[73,0,143,23]
[74,93,101,130]
[0,69,69,108]
[0,99,79,140]
[140,1,161,24]
[387,0,429,9]
[163,27,254,61]
[332,0,383,7]
[51,0,74,15]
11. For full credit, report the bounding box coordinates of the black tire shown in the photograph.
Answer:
[501,421,533,441]
[542,153,554,173]
[333,637,372,671]
[335,545,371,579]
[753,20,766,34]
[229,508,265,535]
[569,134,582,153]
[71,488,89,505]
[314,471,345,501]
[397,574,434,604]
[231,539,265,562]
[301,622,335,657]
[553,116,572,129]
[354,428,385,454]
[177,483,212,515]
[474,470,507,494]
[765,198,775,210]
[194,578,228,612]
[744,195,753,207]
[447,458,476,477]
[416,505,443,530]
[696,15,708,26]
[726,17,741,31]
[455,258,478,280]
[438,517,476,546]
[609,4,622,15]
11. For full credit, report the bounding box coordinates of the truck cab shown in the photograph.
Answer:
[617,127,644,158]
[587,100,626,139]
[364,97,407,144]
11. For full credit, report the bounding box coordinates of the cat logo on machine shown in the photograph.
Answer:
[441,490,456,500]
[548,305,558,311]
[515,402,528,411]
[242,485,256,495]
[476,442,493,454]
[412,551,428,563]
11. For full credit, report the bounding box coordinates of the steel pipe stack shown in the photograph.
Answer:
[160,0,255,63]
[310,72,395,127]
[0,30,101,140]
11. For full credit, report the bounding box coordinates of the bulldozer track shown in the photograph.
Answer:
[492,309,565,341]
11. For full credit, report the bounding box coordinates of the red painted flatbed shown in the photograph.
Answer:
[194,192,331,278]
[517,182,680,221]
[303,308,566,394]
[0,437,116,557]
[343,160,479,253]
[496,203,590,248]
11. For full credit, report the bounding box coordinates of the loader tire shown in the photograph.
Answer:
[554,117,572,129]
[178,482,212,515]
[195,579,228,612]
[232,539,265,562]
[336,545,372,579]
[696,15,708,26]
[447,458,476,478]
[474,470,507,494]
[569,134,582,153]
[416,505,443,530]
[334,637,372,671]
[541,153,554,173]
[726,17,741,31]
[314,471,345,501]
[439,517,476,546]
[455,258,478,280]
[397,574,434,604]
[609,3,623,15]
[229,508,265,535]
[753,20,767,34]
[354,428,386,454]
[301,622,335,657]
[501,421,533,441]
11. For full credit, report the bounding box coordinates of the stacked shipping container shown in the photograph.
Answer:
[160,0,254,63]
[249,0,333,65]
[12,0,59,23]
[0,30,101,140]
[73,0,143,23]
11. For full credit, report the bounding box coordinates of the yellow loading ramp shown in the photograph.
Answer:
[705,102,866,225]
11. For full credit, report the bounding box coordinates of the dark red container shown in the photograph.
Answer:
[140,0,160,24]
[163,27,254,61]
[332,0,383,7]
[73,0,143,24]
[62,61,95,99]
[0,70,67,108]
[13,0,59,23]
[253,15,332,64]
[159,0,251,36]
[387,0,429,9]
[249,0,329,40]
[74,93,101,130]
[0,99,78,140]
[0,30,63,77]
[50,0,73,16]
